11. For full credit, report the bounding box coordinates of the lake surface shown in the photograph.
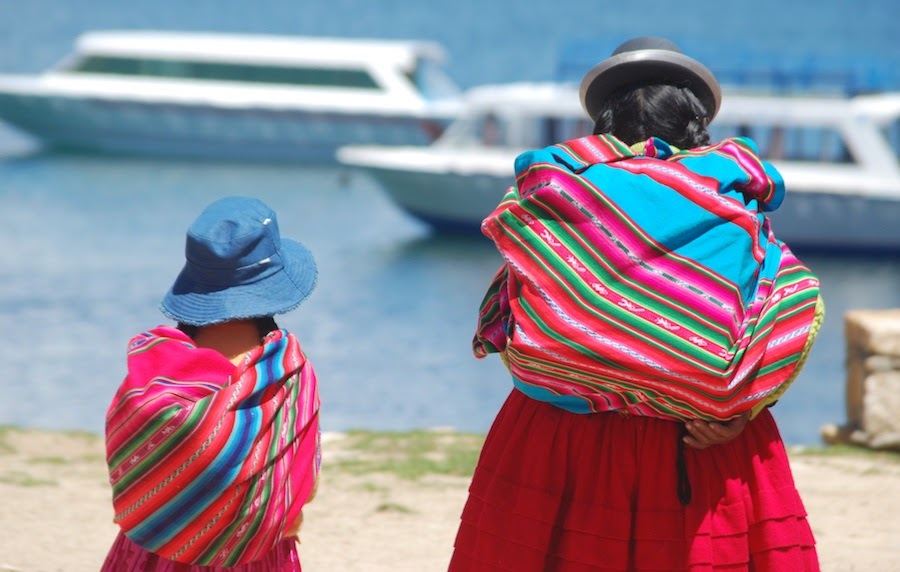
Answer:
[1,0,899,445]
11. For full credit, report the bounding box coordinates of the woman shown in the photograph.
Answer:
[449,38,824,571]
[102,196,321,571]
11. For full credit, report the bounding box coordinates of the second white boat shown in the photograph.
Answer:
[338,82,900,252]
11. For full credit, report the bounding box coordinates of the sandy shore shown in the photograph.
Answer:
[1,427,898,572]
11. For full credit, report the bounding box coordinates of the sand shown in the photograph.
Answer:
[0,427,898,572]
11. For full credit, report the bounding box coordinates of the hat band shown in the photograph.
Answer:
[183,254,283,288]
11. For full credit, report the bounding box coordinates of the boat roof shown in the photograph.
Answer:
[555,38,900,96]
[71,30,449,70]
[461,82,584,117]
[718,91,900,130]
[458,83,900,126]
[851,93,900,126]
[718,92,859,124]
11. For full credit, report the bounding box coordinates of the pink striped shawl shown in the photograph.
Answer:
[474,135,823,421]
[105,326,320,566]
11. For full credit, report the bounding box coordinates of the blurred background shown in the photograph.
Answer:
[0,0,898,445]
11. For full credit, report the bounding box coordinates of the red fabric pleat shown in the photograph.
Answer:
[101,531,302,572]
[449,389,819,571]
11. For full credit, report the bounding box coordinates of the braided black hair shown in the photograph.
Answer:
[592,84,711,149]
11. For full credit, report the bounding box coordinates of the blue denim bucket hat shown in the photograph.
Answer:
[160,196,317,326]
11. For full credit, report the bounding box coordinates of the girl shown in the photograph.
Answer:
[102,196,321,571]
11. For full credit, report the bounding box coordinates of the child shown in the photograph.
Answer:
[102,196,321,571]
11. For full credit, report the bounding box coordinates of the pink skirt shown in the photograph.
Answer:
[449,389,819,571]
[101,531,302,572]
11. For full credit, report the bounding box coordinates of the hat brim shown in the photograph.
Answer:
[579,49,721,124]
[160,238,318,326]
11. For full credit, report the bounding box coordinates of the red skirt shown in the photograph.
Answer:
[449,389,819,571]
[101,531,302,572]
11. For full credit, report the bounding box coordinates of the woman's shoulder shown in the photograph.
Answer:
[675,136,785,210]
[126,325,190,348]
[680,136,764,161]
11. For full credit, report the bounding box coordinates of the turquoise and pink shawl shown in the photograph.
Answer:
[105,326,320,566]
[474,134,823,421]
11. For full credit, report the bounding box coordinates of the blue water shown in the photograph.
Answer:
[1,0,899,445]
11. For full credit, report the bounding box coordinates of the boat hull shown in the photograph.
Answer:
[0,93,445,161]
[364,168,509,232]
[767,191,900,253]
[365,165,900,251]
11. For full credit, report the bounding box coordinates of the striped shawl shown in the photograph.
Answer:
[474,134,823,421]
[105,326,320,566]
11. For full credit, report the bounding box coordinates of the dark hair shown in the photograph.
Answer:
[591,83,710,149]
[178,316,279,340]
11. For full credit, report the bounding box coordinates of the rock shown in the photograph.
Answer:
[819,423,849,445]
[824,310,900,451]
[864,355,900,372]
[845,309,900,358]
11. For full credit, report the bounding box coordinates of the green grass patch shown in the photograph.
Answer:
[355,481,389,494]
[59,429,103,442]
[0,426,102,456]
[27,456,69,465]
[790,444,900,463]
[332,429,484,480]
[0,426,18,454]
[0,471,57,487]
[375,502,415,514]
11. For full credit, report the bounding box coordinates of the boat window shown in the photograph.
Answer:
[437,112,592,149]
[481,113,506,146]
[410,58,460,100]
[881,120,900,160]
[709,123,854,163]
[540,117,593,146]
[72,56,382,89]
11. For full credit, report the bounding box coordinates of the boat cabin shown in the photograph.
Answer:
[53,31,461,103]
[710,92,900,180]
[435,82,591,150]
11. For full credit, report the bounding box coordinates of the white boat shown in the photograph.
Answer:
[337,82,900,251]
[0,30,463,161]
[339,82,592,230]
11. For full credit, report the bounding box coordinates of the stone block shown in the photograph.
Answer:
[824,310,900,450]
[845,309,900,358]
[862,371,900,435]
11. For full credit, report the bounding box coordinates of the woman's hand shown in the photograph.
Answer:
[284,511,303,538]
[683,411,751,449]
[284,476,319,539]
